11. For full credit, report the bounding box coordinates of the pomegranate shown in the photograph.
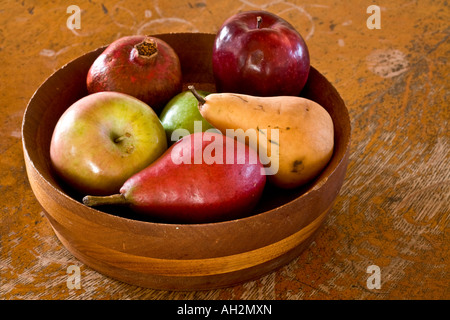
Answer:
[87,35,183,111]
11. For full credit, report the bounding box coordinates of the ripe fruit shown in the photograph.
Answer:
[50,91,167,195]
[189,86,334,189]
[83,132,266,223]
[212,10,310,97]
[159,90,215,144]
[87,35,182,111]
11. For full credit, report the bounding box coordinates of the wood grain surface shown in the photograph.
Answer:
[1,0,448,299]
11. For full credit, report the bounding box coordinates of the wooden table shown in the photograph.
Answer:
[1,0,448,300]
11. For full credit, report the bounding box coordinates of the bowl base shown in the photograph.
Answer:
[46,209,326,291]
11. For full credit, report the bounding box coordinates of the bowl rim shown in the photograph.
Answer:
[22,32,351,230]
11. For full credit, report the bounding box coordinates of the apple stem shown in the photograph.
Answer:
[188,85,206,106]
[114,132,131,143]
[82,194,129,207]
[256,16,262,29]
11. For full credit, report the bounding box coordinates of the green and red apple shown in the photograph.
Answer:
[50,91,167,196]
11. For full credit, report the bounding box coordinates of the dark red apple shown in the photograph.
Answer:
[50,92,167,196]
[212,11,310,97]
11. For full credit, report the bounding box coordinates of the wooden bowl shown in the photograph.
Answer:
[22,33,351,290]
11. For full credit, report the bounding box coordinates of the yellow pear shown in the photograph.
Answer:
[189,86,334,189]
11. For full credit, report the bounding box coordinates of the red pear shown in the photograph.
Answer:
[83,132,266,223]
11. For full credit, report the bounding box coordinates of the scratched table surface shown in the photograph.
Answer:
[1,0,448,300]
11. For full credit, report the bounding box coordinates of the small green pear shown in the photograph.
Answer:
[160,90,215,144]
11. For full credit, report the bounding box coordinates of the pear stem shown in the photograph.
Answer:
[188,85,206,106]
[256,16,262,29]
[82,194,129,207]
